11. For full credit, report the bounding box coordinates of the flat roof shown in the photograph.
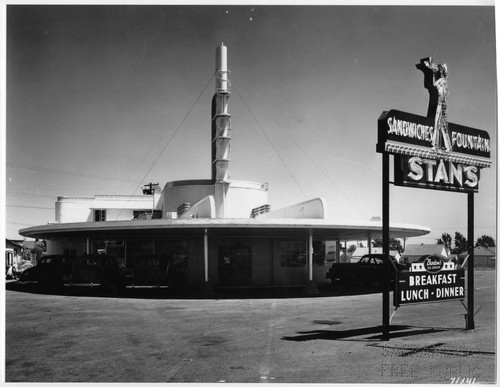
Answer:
[165,179,265,190]
[19,218,430,240]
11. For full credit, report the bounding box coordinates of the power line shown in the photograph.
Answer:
[232,82,308,199]
[6,191,56,199]
[6,204,53,210]
[6,162,136,183]
[233,84,366,219]
[6,221,37,226]
[114,73,215,220]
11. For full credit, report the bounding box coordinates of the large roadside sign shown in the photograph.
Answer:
[394,256,465,306]
[376,56,492,339]
[377,109,491,193]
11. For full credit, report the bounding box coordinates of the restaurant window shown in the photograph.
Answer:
[313,240,326,266]
[155,239,188,286]
[63,249,77,257]
[94,209,106,222]
[95,240,125,268]
[280,240,306,267]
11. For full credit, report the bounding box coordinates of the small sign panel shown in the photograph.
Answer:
[394,257,465,306]
[423,255,445,273]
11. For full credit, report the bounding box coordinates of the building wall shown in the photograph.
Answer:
[56,199,94,223]
[258,198,326,219]
[251,238,274,285]
[207,236,274,286]
[224,181,268,218]
[474,255,496,268]
[163,181,215,214]
[163,180,268,219]
[56,195,155,223]
[43,234,336,288]
[272,239,306,285]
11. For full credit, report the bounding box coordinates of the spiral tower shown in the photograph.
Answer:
[211,43,231,183]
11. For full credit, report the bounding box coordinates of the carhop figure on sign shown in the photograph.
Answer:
[416,57,452,153]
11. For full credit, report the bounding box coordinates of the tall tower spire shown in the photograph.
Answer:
[211,44,231,183]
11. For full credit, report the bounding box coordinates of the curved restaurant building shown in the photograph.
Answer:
[20,45,430,292]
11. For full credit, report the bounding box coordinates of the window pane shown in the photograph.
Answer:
[280,240,306,267]
[313,240,326,266]
[94,209,106,222]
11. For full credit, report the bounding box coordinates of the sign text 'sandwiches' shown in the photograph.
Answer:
[378,110,491,159]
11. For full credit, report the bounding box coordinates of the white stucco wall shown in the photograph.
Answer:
[257,198,327,219]
[55,195,156,223]
[56,198,94,223]
[163,180,215,214]
[54,179,269,224]
[224,181,268,218]
[178,195,216,219]
[163,179,268,219]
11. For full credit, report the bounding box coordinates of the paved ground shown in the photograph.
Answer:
[4,269,496,383]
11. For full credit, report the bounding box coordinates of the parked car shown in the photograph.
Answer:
[18,254,74,289]
[326,254,405,289]
[19,254,125,293]
[68,254,125,292]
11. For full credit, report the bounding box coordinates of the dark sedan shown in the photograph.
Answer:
[19,254,125,293]
[18,254,73,289]
[326,254,405,289]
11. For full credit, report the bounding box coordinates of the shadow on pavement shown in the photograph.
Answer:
[7,280,373,300]
[6,281,178,299]
[6,281,308,299]
[282,325,453,342]
[7,280,390,300]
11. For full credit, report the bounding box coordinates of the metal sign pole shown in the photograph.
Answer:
[467,192,475,329]
[382,153,390,341]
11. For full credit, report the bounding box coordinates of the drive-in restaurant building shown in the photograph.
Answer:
[19,45,430,292]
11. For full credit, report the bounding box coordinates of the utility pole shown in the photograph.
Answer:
[142,183,160,216]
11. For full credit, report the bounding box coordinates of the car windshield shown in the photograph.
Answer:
[40,257,61,264]
[359,256,383,264]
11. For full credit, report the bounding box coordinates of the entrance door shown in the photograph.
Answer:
[218,245,252,286]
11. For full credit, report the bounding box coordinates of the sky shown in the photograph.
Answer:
[4,4,497,247]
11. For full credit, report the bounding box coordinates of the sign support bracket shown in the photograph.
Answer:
[389,306,399,324]
[460,299,469,314]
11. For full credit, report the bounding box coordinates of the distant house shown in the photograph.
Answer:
[401,244,450,264]
[458,246,496,268]
[5,239,41,265]
[6,239,23,251]
[5,239,23,270]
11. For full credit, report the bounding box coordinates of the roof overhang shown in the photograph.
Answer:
[19,218,430,241]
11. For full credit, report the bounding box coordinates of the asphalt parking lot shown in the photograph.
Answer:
[4,269,496,383]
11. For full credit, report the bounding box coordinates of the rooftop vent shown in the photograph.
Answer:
[251,204,271,218]
[177,203,191,216]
